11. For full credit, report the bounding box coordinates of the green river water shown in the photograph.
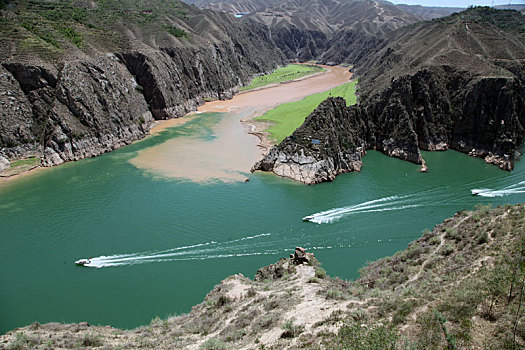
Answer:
[1,111,524,334]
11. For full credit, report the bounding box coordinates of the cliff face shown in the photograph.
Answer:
[256,8,525,184]
[0,0,285,169]
[254,97,367,184]
[2,204,524,349]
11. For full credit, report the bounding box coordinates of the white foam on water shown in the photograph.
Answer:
[80,233,273,268]
[471,181,525,197]
[303,195,422,224]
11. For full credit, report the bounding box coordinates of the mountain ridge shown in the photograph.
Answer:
[0,0,285,170]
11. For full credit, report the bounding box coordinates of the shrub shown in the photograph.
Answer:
[440,244,454,256]
[430,236,441,245]
[164,25,187,37]
[331,321,398,349]
[254,313,277,331]
[80,333,102,347]
[281,319,304,338]
[201,338,227,350]
[215,295,231,307]
[315,267,327,279]
[445,228,460,241]
[59,27,83,47]
[326,289,345,300]
[477,232,489,244]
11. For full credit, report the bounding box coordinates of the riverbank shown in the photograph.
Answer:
[199,65,352,154]
[0,65,351,186]
[130,65,352,182]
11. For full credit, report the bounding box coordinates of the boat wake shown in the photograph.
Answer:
[471,181,525,197]
[303,195,422,224]
[79,233,274,268]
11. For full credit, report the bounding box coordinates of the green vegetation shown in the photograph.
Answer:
[329,321,399,350]
[240,64,324,91]
[201,338,227,350]
[256,80,358,143]
[9,157,40,168]
[163,25,187,38]
[2,0,188,59]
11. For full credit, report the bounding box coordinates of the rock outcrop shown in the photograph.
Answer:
[254,97,367,184]
[0,155,9,173]
[256,8,525,184]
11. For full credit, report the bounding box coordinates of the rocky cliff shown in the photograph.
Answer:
[255,8,525,184]
[2,204,524,349]
[0,0,285,170]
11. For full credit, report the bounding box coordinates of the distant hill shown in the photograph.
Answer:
[187,0,420,62]
[495,4,525,14]
[186,0,285,13]
[396,4,464,20]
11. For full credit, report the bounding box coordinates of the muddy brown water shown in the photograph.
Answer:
[130,66,352,182]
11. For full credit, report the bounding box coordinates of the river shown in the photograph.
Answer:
[0,69,524,334]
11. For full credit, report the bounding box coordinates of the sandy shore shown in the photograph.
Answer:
[197,65,352,154]
[129,65,352,182]
[2,65,352,185]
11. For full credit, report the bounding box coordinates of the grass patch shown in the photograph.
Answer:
[241,64,324,91]
[256,80,358,143]
[10,157,40,168]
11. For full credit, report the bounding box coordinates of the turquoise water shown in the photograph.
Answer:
[1,112,524,334]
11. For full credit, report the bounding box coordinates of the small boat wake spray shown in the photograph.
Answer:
[75,257,92,266]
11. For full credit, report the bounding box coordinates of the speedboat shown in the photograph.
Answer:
[75,258,91,266]
[471,189,486,196]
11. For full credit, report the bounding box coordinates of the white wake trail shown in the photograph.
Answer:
[80,233,273,268]
[303,195,422,224]
[471,181,525,197]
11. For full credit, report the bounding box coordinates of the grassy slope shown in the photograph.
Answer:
[256,80,358,143]
[240,64,325,91]
[0,0,188,61]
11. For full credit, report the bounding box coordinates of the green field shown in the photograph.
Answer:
[256,80,358,143]
[241,64,325,91]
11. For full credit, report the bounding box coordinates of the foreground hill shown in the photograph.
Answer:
[256,7,525,184]
[0,0,284,169]
[2,203,524,349]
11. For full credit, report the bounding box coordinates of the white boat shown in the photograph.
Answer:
[471,189,487,196]
[75,258,91,266]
